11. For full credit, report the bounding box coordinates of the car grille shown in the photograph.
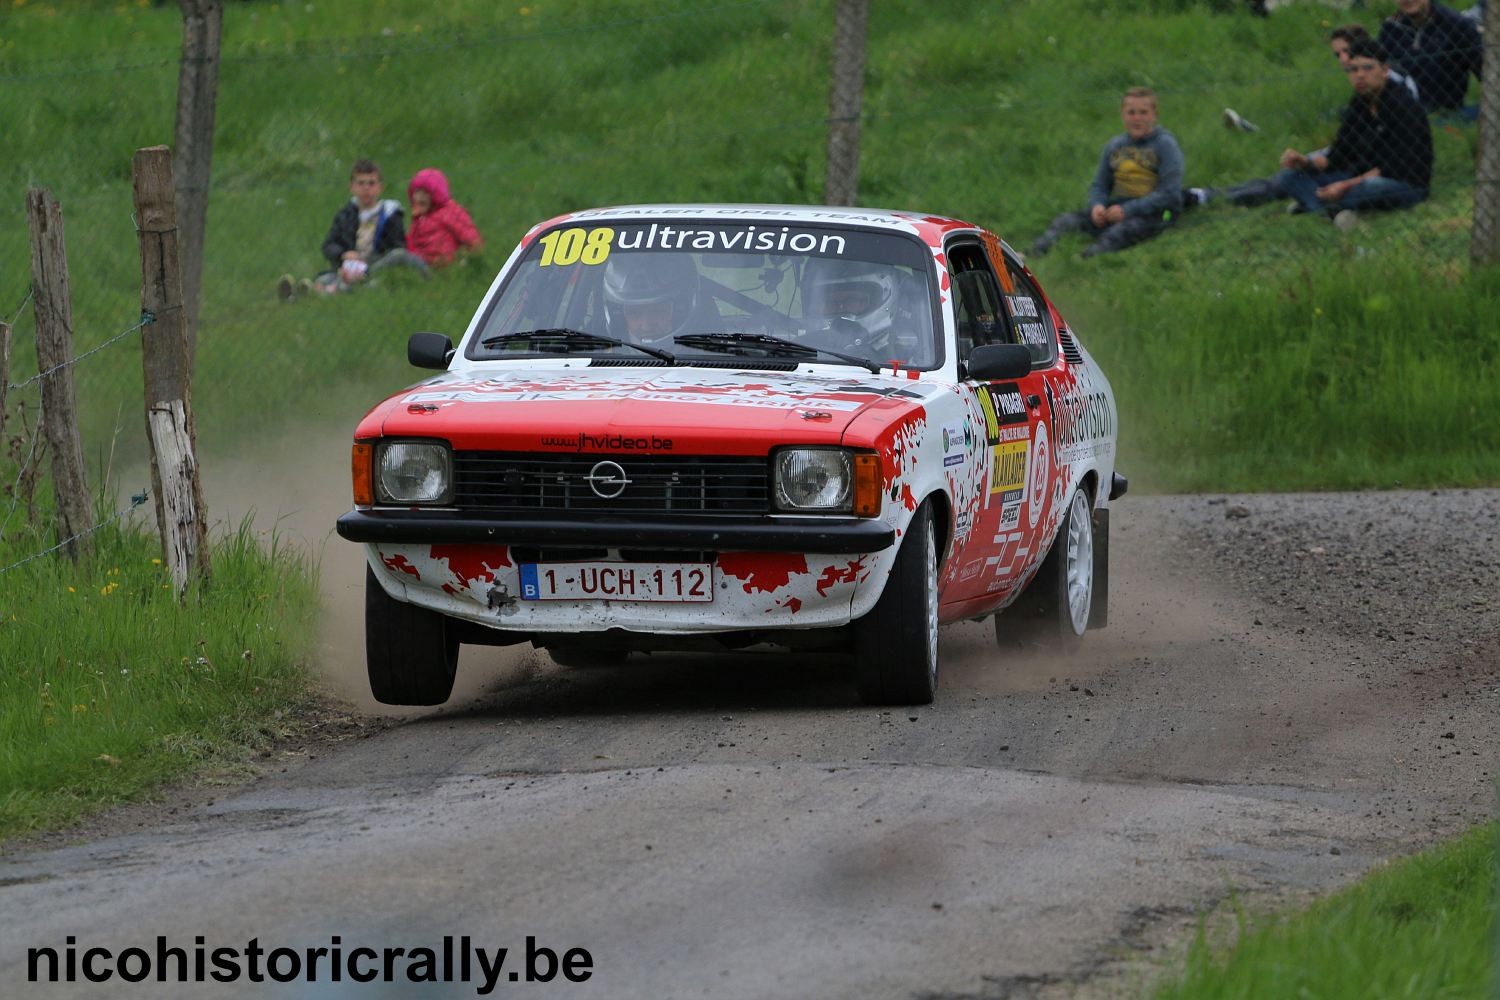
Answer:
[452,452,770,515]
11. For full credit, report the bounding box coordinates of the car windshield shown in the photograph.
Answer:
[467,220,939,370]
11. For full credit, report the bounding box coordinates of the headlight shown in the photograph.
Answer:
[377,441,452,504]
[773,448,852,513]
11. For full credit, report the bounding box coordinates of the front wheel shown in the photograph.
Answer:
[365,566,459,705]
[855,503,939,705]
[997,486,1093,652]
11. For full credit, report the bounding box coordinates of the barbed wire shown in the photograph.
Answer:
[7,287,34,328]
[4,311,155,395]
[136,63,1377,201]
[0,488,150,577]
[0,418,44,543]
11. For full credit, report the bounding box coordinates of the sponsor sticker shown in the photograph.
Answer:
[942,422,966,467]
[974,382,1028,447]
[990,440,1028,497]
[1027,422,1050,530]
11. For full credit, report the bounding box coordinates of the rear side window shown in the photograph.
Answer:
[1001,258,1058,367]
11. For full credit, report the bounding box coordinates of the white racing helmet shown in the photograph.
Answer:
[801,258,930,363]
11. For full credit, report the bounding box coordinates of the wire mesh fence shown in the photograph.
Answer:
[0,0,1493,551]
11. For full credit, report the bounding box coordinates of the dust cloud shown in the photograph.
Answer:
[198,418,542,716]
[939,515,1237,697]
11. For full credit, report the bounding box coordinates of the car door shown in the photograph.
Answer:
[938,237,1052,612]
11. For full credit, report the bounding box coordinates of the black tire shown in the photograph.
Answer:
[855,502,939,705]
[997,486,1093,652]
[546,645,628,669]
[365,565,459,705]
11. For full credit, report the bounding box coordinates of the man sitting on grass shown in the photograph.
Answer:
[1031,87,1184,259]
[1207,38,1432,229]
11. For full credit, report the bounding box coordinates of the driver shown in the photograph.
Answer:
[801,258,929,365]
[602,254,702,348]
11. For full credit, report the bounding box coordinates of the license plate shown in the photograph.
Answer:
[519,562,714,602]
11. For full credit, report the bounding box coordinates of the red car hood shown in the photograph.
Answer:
[359,368,930,455]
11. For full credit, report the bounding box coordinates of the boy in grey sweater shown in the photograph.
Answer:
[1033,88,1185,258]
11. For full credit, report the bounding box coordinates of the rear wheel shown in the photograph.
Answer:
[997,486,1093,652]
[855,503,939,705]
[365,566,459,705]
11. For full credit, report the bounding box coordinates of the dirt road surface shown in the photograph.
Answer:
[2,427,1495,998]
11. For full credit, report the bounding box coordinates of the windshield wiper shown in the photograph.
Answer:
[673,332,880,373]
[480,328,676,364]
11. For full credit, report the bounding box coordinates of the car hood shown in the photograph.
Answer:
[358,367,932,454]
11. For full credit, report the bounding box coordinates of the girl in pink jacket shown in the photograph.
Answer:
[406,168,484,267]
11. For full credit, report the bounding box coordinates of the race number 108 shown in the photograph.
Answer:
[537,227,614,267]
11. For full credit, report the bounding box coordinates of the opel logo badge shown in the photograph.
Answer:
[585,460,631,499]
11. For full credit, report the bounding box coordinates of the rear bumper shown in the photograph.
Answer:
[337,510,895,554]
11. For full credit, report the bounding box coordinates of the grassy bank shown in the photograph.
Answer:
[1,0,1497,489]
[0,516,317,838]
[1153,822,1498,998]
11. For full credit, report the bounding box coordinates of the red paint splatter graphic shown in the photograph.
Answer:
[814,558,866,597]
[430,544,512,591]
[382,554,421,580]
[717,552,808,594]
[900,484,917,511]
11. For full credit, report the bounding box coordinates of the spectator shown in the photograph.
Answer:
[1032,87,1184,258]
[1378,0,1482,115]
[1212,38,1432,227]
[406,168,484,267]
[277,158,427,301]
[1190,25,1420,210]
[1332,24,1420,102]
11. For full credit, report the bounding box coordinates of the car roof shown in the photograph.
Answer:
[525,203,985,249]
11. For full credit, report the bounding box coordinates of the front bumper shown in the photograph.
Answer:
[337,509,895,554]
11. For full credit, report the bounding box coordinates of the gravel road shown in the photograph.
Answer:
[2,484,1496,999]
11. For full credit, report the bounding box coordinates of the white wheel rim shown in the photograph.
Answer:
[1065,491,1093,636]
[924,517,939,681]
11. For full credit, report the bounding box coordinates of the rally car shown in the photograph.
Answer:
[337,204,1124,706]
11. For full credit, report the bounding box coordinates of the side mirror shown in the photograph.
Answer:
[965,343,1033,381]
[408,332,454,370]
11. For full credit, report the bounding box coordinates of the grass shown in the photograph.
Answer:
[0,510,318,838]
[1152,822,1499,999]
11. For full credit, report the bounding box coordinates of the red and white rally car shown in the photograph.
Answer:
[337,204,1123,706]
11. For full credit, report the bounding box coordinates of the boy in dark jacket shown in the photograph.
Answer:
[278,159,427,300]
[1032,88,1185,258]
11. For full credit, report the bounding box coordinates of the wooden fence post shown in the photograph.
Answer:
[26,189,95,560]
[823,0,868,207]
[132,146,211,591]
[174,0,223,357]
